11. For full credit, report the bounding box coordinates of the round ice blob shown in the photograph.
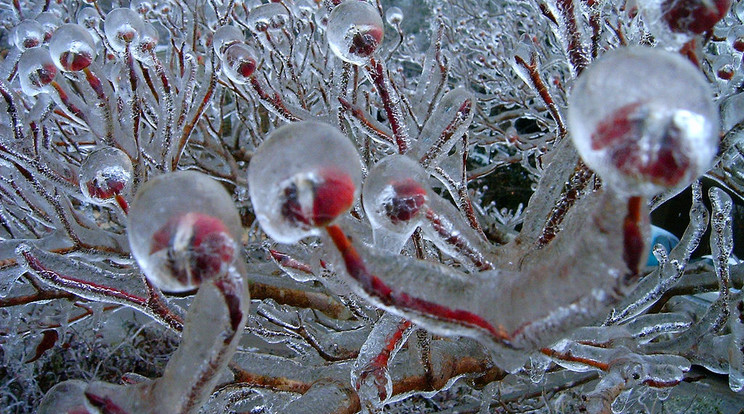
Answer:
[13,20,44,51]
[248,121,362,243]
[18,48,57,97]
[128,171,241,292]
[104,8,145,53]
[568,47,718,196]
[327,0,384,65]
[79,147,133,205]
[222,43,257,84]
[50,24,96,72]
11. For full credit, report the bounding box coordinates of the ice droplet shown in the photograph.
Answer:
[363,155,428,252]
[385,7,403,26]
[327,0,384,65]
[79,147,133,206]
[212,25,244,58]
[13,20,44,51]
[568,47,718,196]
[104,8,145,53]
[128,171,241,292]
[18,47,57,97]
[248,121,362,243]
[222,43,257,84]
[49,24,96,72]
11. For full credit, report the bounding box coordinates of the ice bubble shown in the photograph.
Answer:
[568,47,718,196]
[222,43,257,84]
[327,0,384,65]
[104,8,145,53]
[49,24,96,72]
[128,171,241,292]
[248,121,362,243]
[18,47,57,97]
[79,147,133,206]
[13,20,44,51]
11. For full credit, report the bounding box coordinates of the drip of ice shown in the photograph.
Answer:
[327,0,384,65]
[248,121,362,244]
[363,155,429,253]
[18,48,57,97]
[49,24,96,72]
[79,147,133,206]
[104,8,145,53]
[568,47,718,196]
[222,43,257,84]
[128,171,242,292]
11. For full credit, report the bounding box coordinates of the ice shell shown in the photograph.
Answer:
[212,25,244,58]
[327,0,384,65]
[128,171,241,292]
[49,24,96,72]
[222,43,257,84]
[568,47,718,196]
[248,121,362,243]
[13,20,44,51]
[131,22,159,63]
[104,8,145,53]
[18,48,57,97]
[385,6,403,26]
[79,147,133,204]
[247,3,290,32]
[363,155,429,233]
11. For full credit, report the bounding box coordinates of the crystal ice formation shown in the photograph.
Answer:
[327,0,384,65]
[18,48,57,97]
[248,121,362,243]
[222,43,257,84]
[568,47,718,196]
[128,171,241,292]
[49,24,96,72]
[79,147,133,205]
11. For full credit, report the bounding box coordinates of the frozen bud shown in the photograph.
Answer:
[247,3,289,32]
[130,0,153,16]
[104,8,145,53]
[661,0,732,35]
[18,48,57,97]
[363,155,429,232]
[385,7,404,26]
[79,147,133,205]
[128,171,241,292]
[222,43,257,84]
[13,20,44,51]
[212,25,244,58]
[327,0,384,65]
[49,24,96,72]
[248,121,362,243]
[568,47,718,196]
[77,7,101,31]
[131,22,159,63]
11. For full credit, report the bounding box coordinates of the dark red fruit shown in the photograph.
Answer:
[591,102,692,188]
[281,167,356,228]
[383,179,427,224]
[59,51,93,71]
[85,175,126,200]
[661,0,732,35]
[349,27,383,58]
[150,213,236,286]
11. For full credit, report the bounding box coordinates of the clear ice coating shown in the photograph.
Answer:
[104,7,145,53]
[212,25,244,58]
[12,20,44,51]
[79,147,133,206]
[363,155,429,252]
[128,171,242,292]
[18,47,57,96]
[49,24,96,72]
[222,43,257,84]
[568,47,719,196]
[248,121,362,243]
[326,0,384,65]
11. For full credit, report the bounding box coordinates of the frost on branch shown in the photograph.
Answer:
[2,0,744,412]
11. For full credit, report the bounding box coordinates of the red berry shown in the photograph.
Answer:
[383,179,428,224]
[281,167,356,228]
[661,0,732,35]
[591,102,692,188]
[59,50,93,71]
[150,213,236,286]
[349,26,383,58]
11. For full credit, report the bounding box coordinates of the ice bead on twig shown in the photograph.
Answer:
[327,0,384,66]
[79,147,133,214]
[248,121,362,244]
[128,171,242,292]
[568,46,718,197]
